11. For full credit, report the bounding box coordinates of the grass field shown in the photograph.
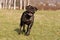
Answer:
[0,9,60,40]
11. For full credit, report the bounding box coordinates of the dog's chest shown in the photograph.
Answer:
[22,12,34,24]
[24,16,34,24]
[23,14,33,21]
[24,16,32,22]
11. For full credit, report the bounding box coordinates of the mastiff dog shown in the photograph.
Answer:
[19,5,38,36]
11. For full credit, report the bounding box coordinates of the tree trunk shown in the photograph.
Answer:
[9,0,11,9]
[24,0,26,10]
[28,0,30,5]
[14,0,16,9]
[0,0,2,9]
[20,0,22,9]
[6,0,8,8]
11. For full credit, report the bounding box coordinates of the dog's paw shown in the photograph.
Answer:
[18,32,21,35]
[23,30,25,32]
[25,32,30,36]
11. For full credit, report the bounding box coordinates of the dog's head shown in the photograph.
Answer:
[26,5,38,13]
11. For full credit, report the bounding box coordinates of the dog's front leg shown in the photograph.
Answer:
[25,25,30,36]
[25,23,33,36]
[19,26,22,34]
[23,24,25,32]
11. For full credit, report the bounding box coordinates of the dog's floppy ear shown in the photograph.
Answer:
[26,5,29,11]
[26,5,32,11]
[34,7,38,11]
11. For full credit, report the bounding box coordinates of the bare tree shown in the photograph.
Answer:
[9,0,11,9]
[5,0,8,8]
[28,0,30,5]
[20,0,22,9]
[0,0,2,9]
[24,0,26,10]
[14,0,16,9]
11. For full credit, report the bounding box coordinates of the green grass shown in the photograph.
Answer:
[0,9,60,40]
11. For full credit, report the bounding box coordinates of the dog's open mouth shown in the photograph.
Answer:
[27,13,33,17]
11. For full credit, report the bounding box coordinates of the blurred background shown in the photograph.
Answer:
[0,0,60,10]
